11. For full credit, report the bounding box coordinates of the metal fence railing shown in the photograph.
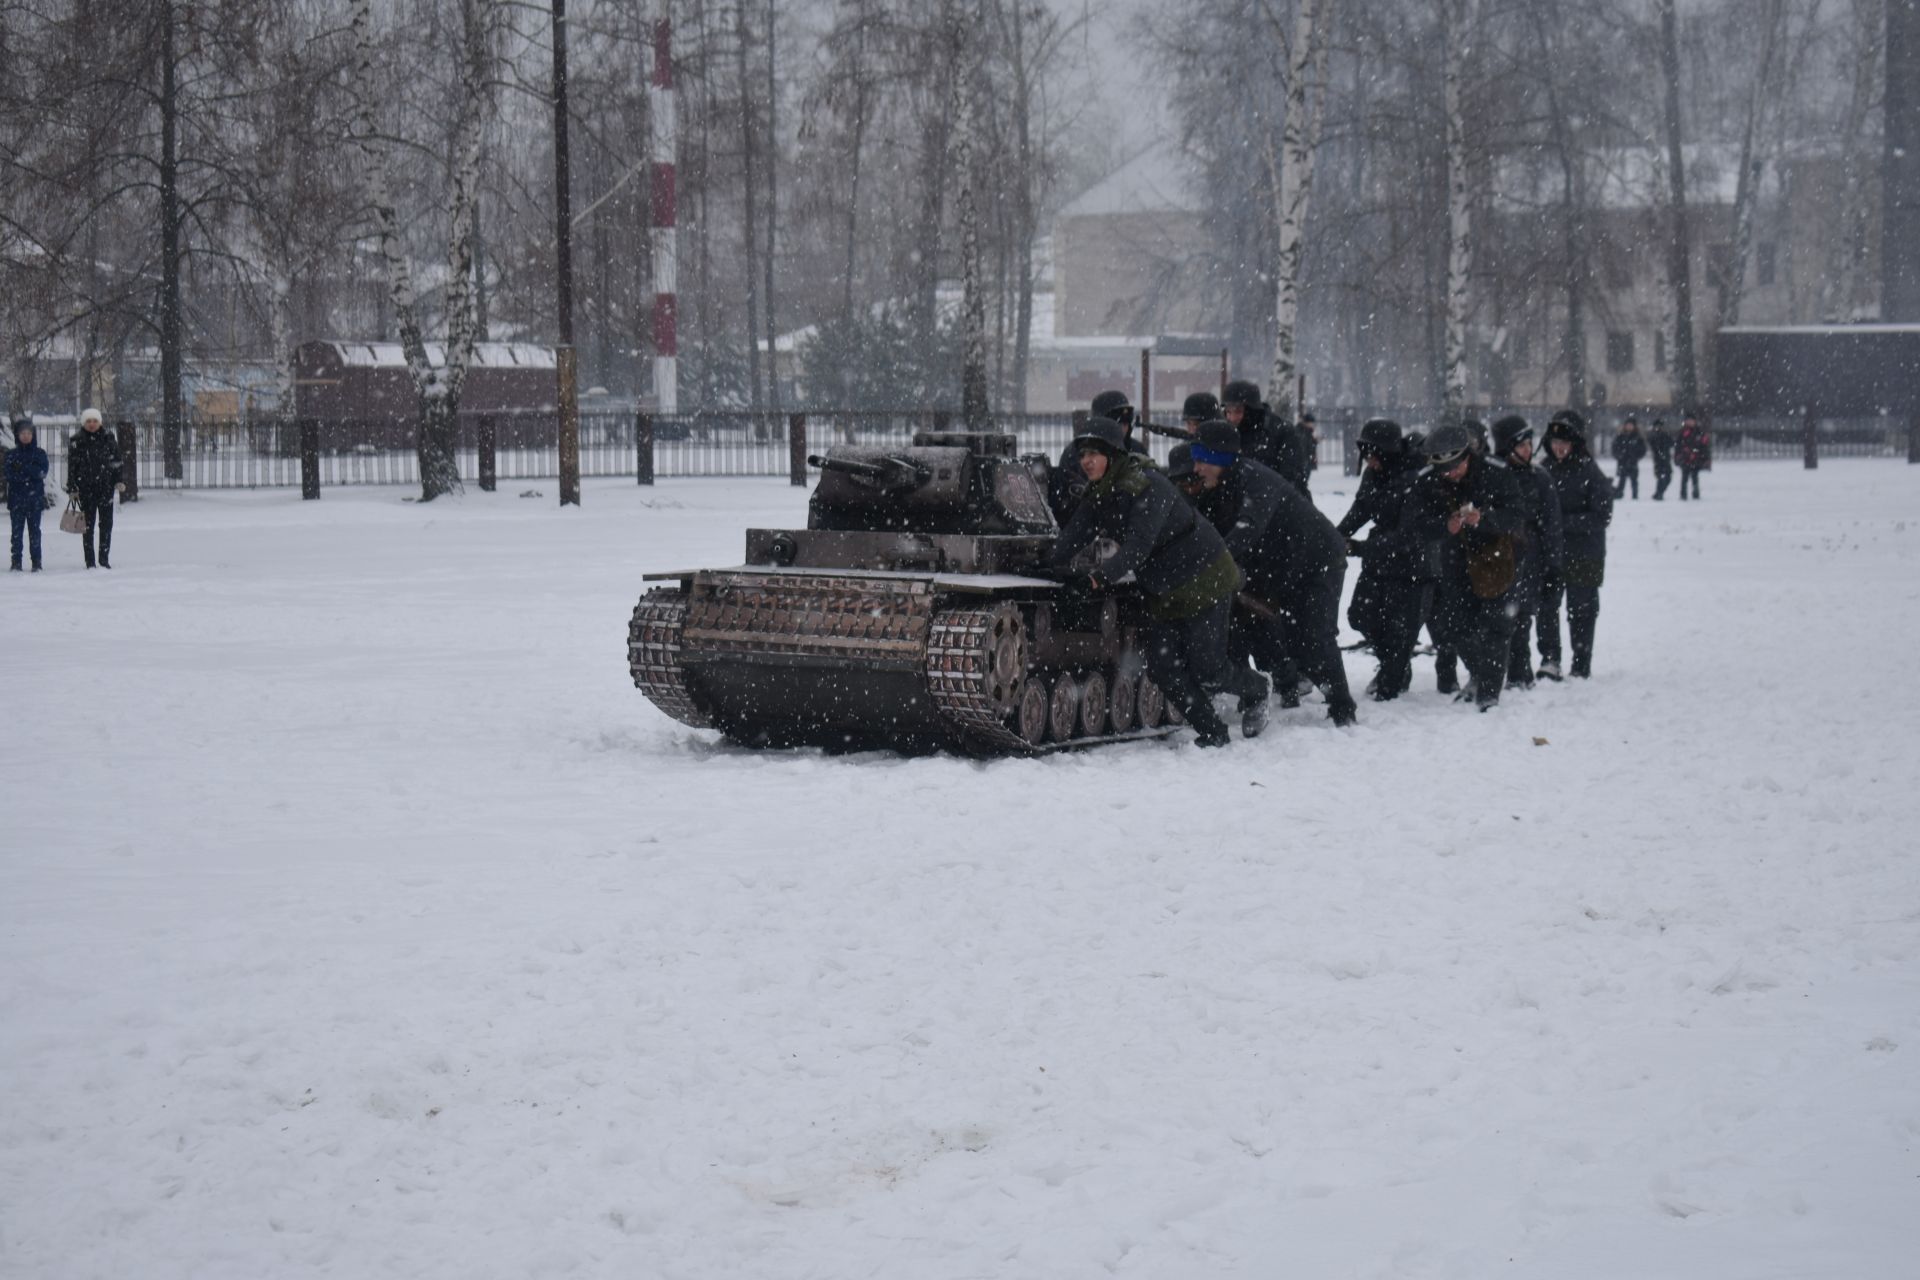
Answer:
[26,408,1909,494]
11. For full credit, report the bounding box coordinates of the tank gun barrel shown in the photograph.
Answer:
[1136,420,1195,442]
[808,453,928,491]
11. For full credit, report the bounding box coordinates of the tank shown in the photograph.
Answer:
[627,429,1180,753]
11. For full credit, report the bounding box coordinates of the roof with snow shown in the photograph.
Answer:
[1057,142,1203,220]
[316,341,557,370]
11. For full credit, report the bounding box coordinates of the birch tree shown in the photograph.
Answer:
[1439,0,1476,425]
[349,0,497,501]
[1716,0,1791,329]
[1267,0,1331,422]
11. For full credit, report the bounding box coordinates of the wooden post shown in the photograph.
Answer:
[788,412,807,486]
[636,410,654,485]
[115,421,138,503]
[1344,419,1361,476]
[1140,347,1151,418]
[299,418,320,500]
[1803,406,1818,470]
[557,346,581,505]
[478,414,497,491]
[1219,349,1228,398]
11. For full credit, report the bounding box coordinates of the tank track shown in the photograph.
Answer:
[627,588,714,728]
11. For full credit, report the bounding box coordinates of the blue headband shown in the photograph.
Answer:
[1190,442,1237,467]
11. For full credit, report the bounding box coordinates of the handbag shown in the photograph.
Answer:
[59,499,86,534]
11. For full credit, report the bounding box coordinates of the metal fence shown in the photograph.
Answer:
[28,407,1909,494]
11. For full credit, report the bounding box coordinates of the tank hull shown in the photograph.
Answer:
[628,569,1178,754]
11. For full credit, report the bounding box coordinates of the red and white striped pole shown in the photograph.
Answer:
[649,3,677,415]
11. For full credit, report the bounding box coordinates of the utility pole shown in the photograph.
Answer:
[650,0,678,416]
[553,0,581,505]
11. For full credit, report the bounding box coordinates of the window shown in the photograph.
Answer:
[1604,245,1633,292]
[1655,328,1668,372]
[1511,329,1532,370]
[1607,331,1636,373]
[1757,241,1778,287]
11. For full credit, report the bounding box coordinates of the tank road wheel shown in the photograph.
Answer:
[1079,670,1109,738]
[926,603,1033,750]
[1016,679,1050,747]
[1137,676,1167,729]
[1047,673,1080,743]
[628,588,714,728]
[1108,671,1138,734]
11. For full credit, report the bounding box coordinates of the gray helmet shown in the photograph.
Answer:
[1089,389,1133,427]
[1491,414,1532,457]
[1464,419,1490,455]
[1357,418,1402,456]
[1165,442,1197,481]
[1221,379,1261,408]
[1072,416,1129,458]
[1181,391,1220,422]
[1424,424,1474,468]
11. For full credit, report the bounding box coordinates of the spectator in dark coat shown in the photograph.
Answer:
[1537,411,1614,679]
[1491,415,1563,688]
[6,419,50,572]
[1409,424,1528,710]
[1648,418,1675,499]
[1221,380,1312,495]
[1611,416,1648,499]
[1185,419,1357,727]
[1337,419,1426,701]
[65,408,124,569]
[1675,411,1711,500]
[1049,417,1263,746]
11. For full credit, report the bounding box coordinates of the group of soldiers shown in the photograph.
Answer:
[1043,382,1615,747]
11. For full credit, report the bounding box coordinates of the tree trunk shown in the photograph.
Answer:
[1528,2,1586,405]
[1439,0,1473,426]
[1658,0,1701,410]
[958,127,988,429]
[1268,0,1328,421]
[1824,0,1883,320]
[763,0,781,412]
[734,0,762,411]
[159,0,184,479]
[1717,0,1789,331]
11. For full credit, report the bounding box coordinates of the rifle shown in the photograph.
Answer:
[1135,420,1196,443]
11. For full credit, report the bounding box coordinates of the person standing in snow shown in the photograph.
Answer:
[1611,415,1647,500]
[1648,418,1675,500]
[1491,415,1563,689]
[1337,419,1426,701]
[1432,418,1494,694]
[1220,380,1312,496]
[5,419,49,572]
[65,408,124,570]
[1048,416,1263,747]
[1409,423,1527,711]
[1536,411,1614,679]
[1675,410,1710,500]
[1183,419,1357,728]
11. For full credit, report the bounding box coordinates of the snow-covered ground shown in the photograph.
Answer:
[3,462,1916,1279]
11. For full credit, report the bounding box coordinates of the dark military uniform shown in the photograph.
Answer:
[1189,443,1356,725]
[1221,381,1312,496]
[1649,421,1675,499]
[66,422,123,569]
[1611,424,1647,499]
[1049,439,1262,744]
[1410,439,1527,709]
[1538,414,1614,678]
[1491,417,1564,689]
[1337,432,1425,700]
